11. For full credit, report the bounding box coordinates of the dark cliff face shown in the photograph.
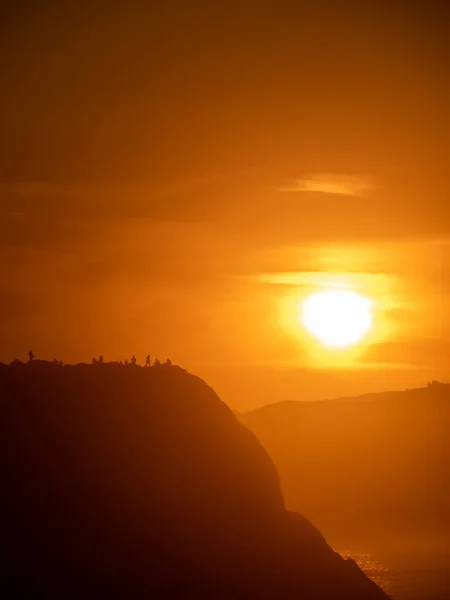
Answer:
[0,361,390,599]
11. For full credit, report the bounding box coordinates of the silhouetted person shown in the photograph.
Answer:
[146,354,151,367]
[154,358,160,366]
[28,349,34,362]
[99,355,104,364]
[92,357,98,365]
[131,355,137,365]
[124,359,128,366]
[165,358,172,367]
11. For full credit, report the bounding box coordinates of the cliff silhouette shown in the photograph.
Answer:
[0,360,390,598]
[239,384,450,550]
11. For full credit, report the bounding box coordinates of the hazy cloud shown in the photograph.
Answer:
[360,339,450,368]
[272,174,375,197]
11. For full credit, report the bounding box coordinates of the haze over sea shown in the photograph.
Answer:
[342,549,450,600]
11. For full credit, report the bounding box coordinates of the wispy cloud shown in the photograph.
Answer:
[359,339,450,369]
[272,173,375,197]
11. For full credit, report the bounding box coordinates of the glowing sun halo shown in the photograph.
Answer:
[301,290,372,348]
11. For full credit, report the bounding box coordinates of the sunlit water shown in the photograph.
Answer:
[339,550,450,600]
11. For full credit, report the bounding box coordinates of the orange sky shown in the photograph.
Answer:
[0,2,449,409]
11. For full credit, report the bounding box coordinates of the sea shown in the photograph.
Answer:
[339,549,450,600]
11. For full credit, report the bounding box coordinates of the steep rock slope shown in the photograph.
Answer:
[0,361,390,599]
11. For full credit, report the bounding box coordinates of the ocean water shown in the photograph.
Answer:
[339,550,450,600]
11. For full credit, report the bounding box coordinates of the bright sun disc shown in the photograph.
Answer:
[301,290,372,348]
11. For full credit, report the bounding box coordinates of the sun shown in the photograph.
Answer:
[300,290,372,348]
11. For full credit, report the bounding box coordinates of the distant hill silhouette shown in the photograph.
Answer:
[239,384,450,551]
[0,360,389,599]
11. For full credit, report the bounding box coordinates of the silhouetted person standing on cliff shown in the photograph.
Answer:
[146,354,151,367]
[28,350,34,362]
